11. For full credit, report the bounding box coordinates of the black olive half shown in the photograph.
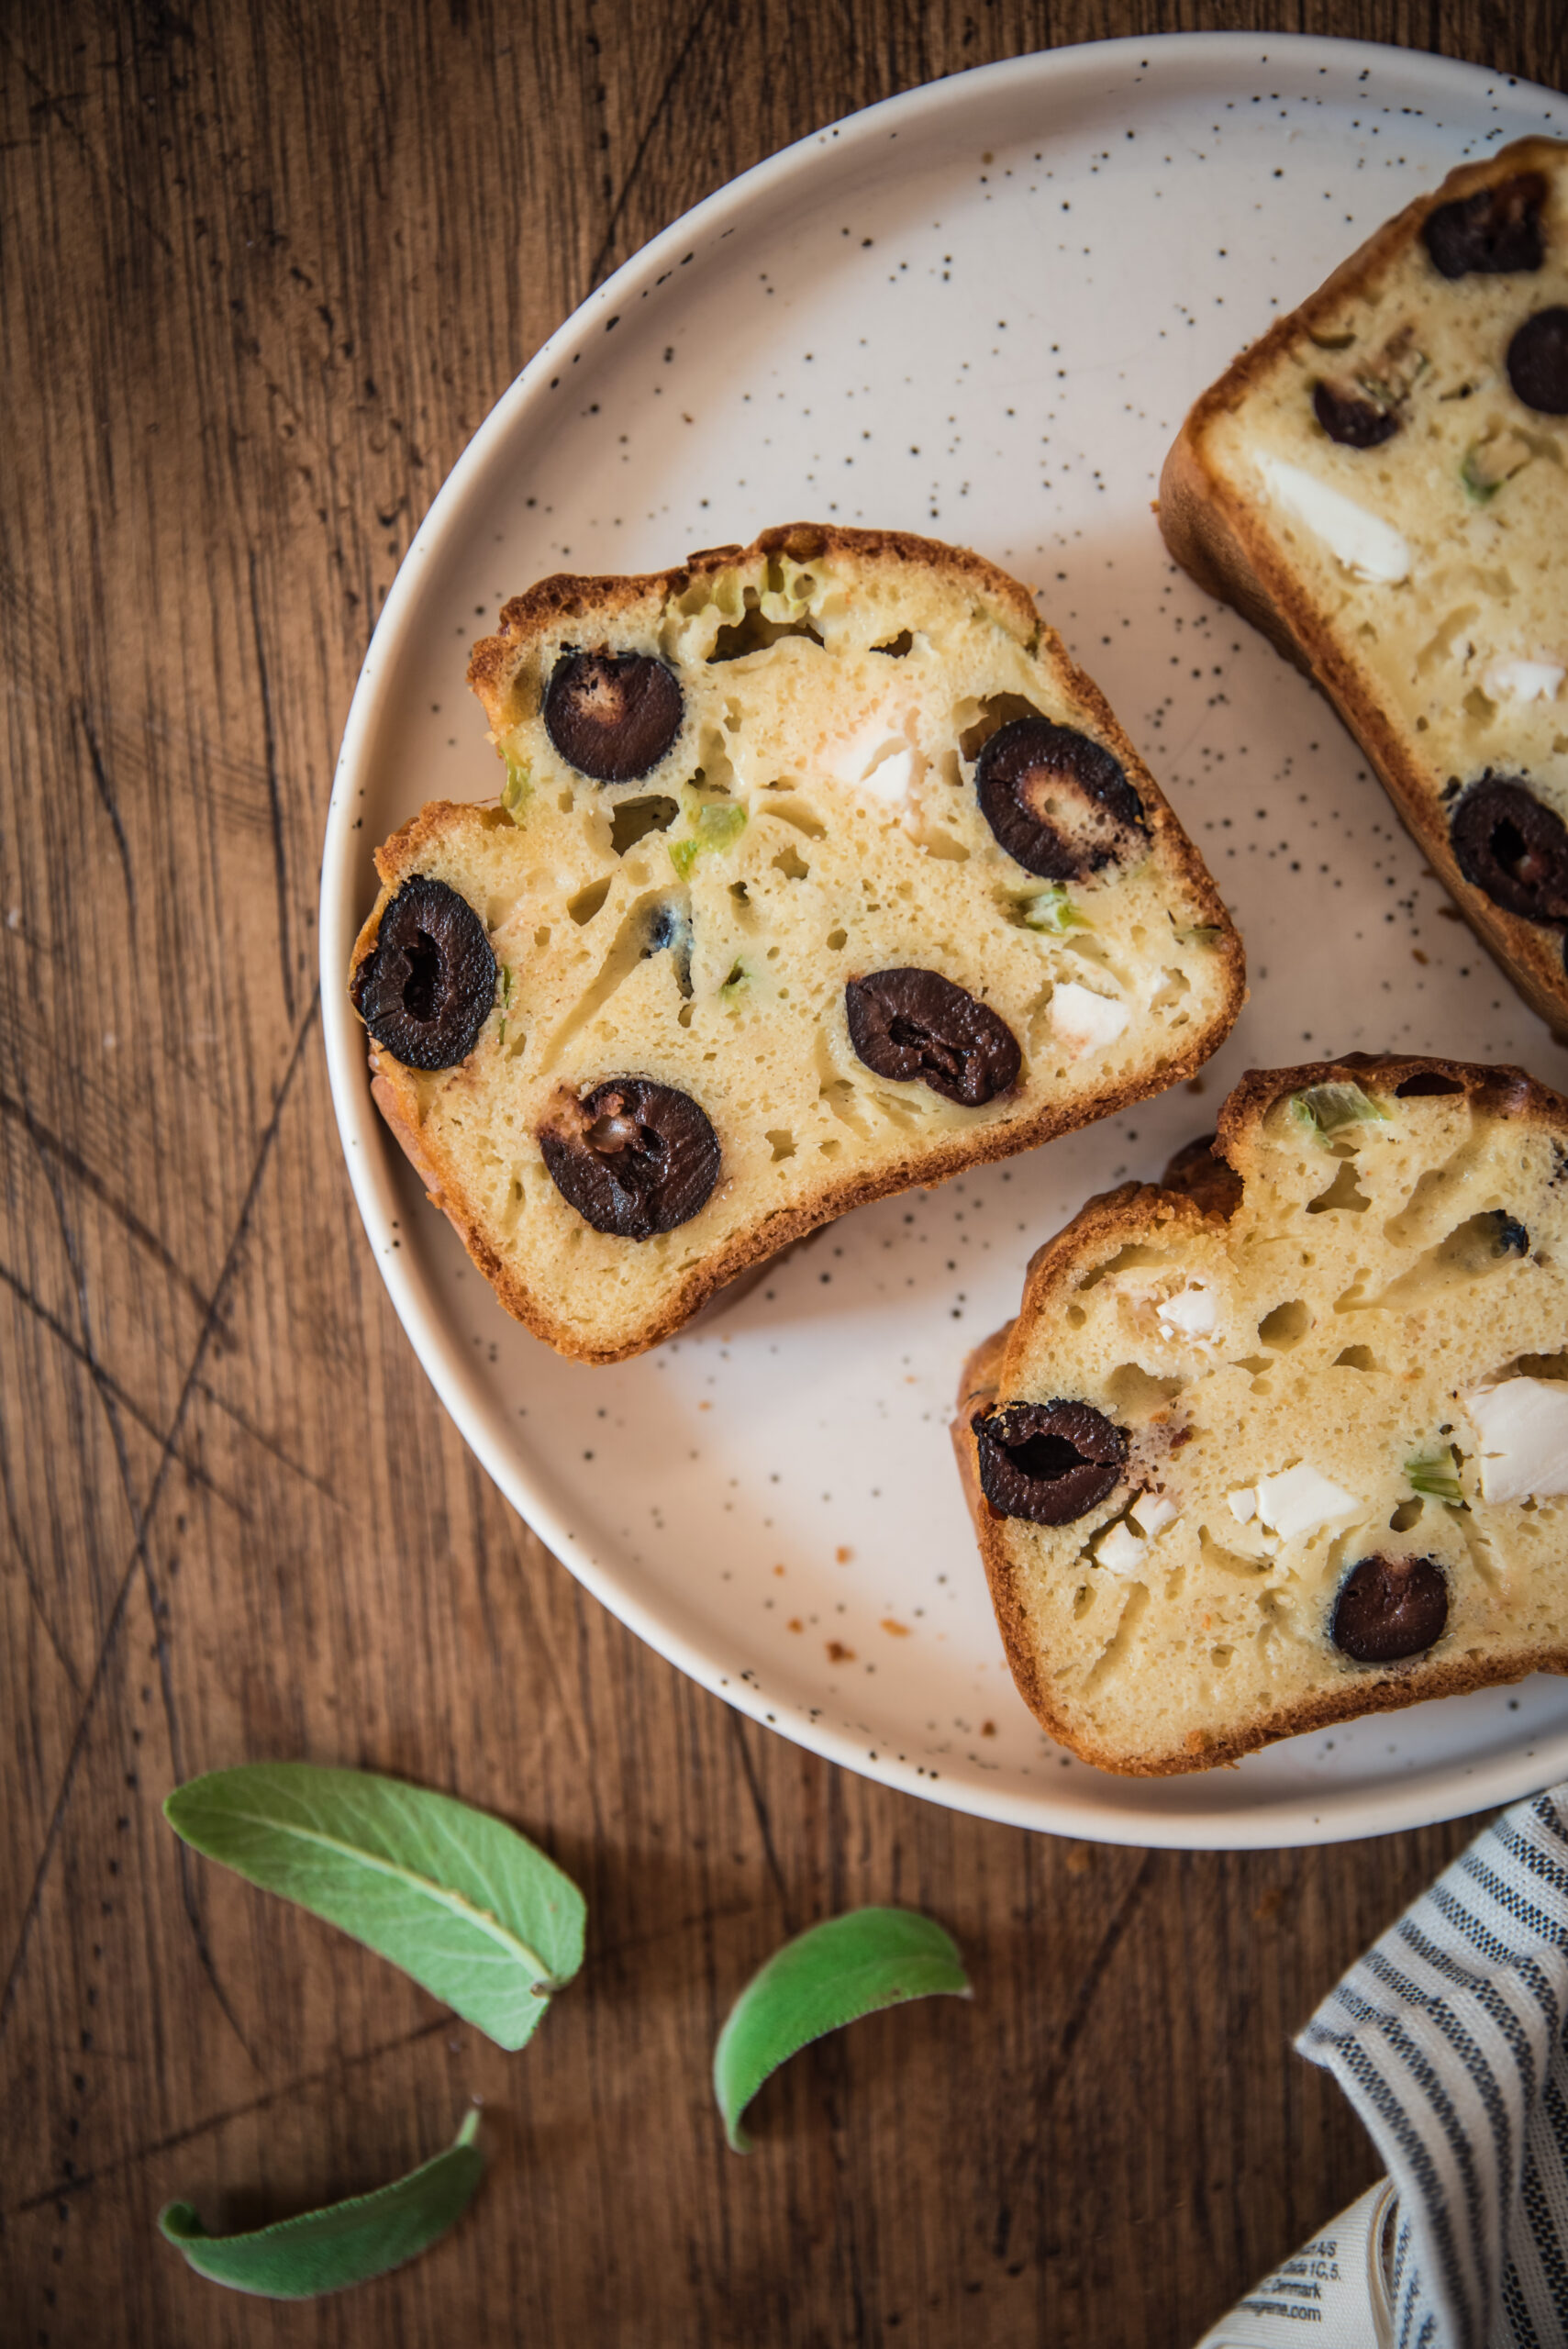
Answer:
[1507,307,1568,417]
[974,718,1145,881]
[1421,173,1548,279]
[1450,775,1568,925]
[845,968,1020,1107]
[351,874,497,1071]
[539,1077,719,1239]
[1313,381,1400,449]
[974,1400,1129,1525]
[1331,1554,1448,1664]
[543,650,684,783]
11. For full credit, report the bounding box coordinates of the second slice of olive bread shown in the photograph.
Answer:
[350,522,1243,1363]
[955,1054,1568,1775]
[1159,138,1568,1033]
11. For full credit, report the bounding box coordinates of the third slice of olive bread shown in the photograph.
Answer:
[1159,137,1568,1033]
[350,522,1243,1363]
[955,1053,1568,1774]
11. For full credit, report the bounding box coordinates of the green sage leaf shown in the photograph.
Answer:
[714,1907,970,2152]
[164,1764,584,2050]
[159,2110,483,2299]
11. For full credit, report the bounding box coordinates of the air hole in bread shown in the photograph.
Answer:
[766,1130,796,1162]
[1079,1242,1170,1289]
[763,798,827,841]
[958,692,1045,763]
[568,876,614,927]
[827,927,848,951]
[610,795,679,855]
[1335,1344,1380,1371]
[1396,1071,1465,1097]
[1105,1364,1184,1417]
[873,630,915,657]
[1390,1497,1424,1532]
[773,844,810,881]
[707,606,826,662]
[1374,1209,1529,1308]
[1308,1159,1372,1214]
[1084,1585,1150,1687]
[1258,1299,1310,1348]
[1513,1351,1568,1380]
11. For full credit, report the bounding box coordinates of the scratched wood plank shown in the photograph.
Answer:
[4,4,1566,2345]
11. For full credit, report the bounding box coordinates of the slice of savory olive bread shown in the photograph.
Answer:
[1159,139,1568,1033]
[954,1053,1568,1775]
[350,523,1243,1364]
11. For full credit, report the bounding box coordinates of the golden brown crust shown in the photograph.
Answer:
[363,1020,1233,1366]
[1158,137,1568,1038]
[956,1051,1568,1774]
[353,527,1245,1364]
[467,520,1042,723]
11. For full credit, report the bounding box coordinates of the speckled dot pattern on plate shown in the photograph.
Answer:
[322,36,1568,1849]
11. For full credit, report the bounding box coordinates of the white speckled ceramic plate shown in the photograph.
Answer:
[322,35,1568,1847]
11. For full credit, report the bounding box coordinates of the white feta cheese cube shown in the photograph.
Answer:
[1256,453,1412,584]
[1462,1379,1568,1505]
[1254,1461,1363,1542]
[1050,981,1129,1057]
[1158,1283,1218,1340]
[1095,1521,1147,1575]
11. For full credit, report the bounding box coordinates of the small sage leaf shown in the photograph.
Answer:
[714,1907,971,2152]
[163,1764,584,2050]
[159,2110,483,2299]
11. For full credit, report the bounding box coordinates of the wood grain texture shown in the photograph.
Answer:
[2,4,1563,2343]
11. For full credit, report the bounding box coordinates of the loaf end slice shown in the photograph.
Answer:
[1159,139,1568,1032]
[956,1054,1568,1774]
[352,523,1242,1364]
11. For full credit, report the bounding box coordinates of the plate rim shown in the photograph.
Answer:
[319,29,1568,1848]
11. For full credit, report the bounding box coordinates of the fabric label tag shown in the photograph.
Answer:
[1193,2178,1396,2348]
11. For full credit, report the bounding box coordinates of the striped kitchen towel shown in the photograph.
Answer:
[1200,1781,1568,2347]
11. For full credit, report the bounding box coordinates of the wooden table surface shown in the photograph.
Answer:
[6,5,1565,2343]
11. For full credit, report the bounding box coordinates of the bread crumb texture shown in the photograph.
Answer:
[354,527,1241,1362]
[960,1058,1568,1775]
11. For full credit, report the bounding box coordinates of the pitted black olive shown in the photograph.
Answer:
[845,968,1020,1107]
[543,651,684,783]
[974,718,1145,881]
[974,1400,1129,1525]
[1313,382,1400,449]
[1421,173,1548,278]
[351,874,497,1071]
[1507,307,1568,416]
[1331,1554,1448,1664]
[1486,1210,1530,1256]
[539,1077,718,1239]
[1450,776,1568,925]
